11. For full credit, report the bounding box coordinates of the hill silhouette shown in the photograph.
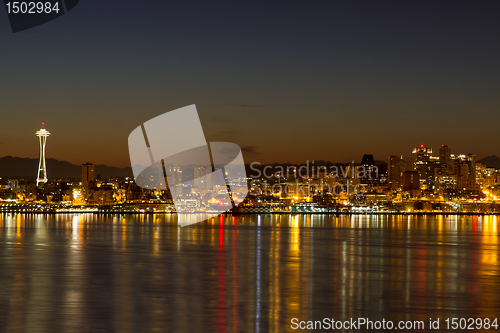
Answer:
[477,155,500,169]
[0,156,132,180]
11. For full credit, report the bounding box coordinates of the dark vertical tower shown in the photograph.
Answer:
[388,156,401,190]
[439,145,451,168]
[465,154,476,191]
[360,154,377,182]
[82,163,95,200]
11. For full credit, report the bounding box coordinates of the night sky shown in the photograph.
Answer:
[1,1,499,167]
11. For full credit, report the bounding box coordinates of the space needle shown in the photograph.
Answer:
[36,123,50,187]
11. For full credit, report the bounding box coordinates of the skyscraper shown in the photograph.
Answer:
[194,166,211,190]
[454,154,476,191]
[36,123,50,187]
[439,145,451,168]
[360,154,378,183]
[387,156,401,190]
[165,165,182,185]
[412,144,434,189]
[82,163,95,199]
[465,154,477,191]
[360,154,375,166]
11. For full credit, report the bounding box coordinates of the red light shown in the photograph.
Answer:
[420,144,424,148]
[42,122,44,125]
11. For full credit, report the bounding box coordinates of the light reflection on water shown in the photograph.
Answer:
[0,213,499,332]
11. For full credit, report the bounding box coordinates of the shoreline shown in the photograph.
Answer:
[1,211,499,216]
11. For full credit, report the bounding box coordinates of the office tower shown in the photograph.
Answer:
[412,144,433,189]
[7,179,19,190]
[166,165,182,185]
[361,154,375,166]
[461,154,476,191]
[412,144,432,164]
[400,158,413,172]
[449,154,477,192]
[360,154,378,182]
[82,163,95,199]
[466,154,476,190]
[402,171,420,191]
[388,156,401,190]
[25,182,38,201]
[439,145,451,168]
[194,166,211,190]
[36,123,50,187]
[194,166,207,180]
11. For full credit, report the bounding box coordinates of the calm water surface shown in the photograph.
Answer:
[0,214,499,332]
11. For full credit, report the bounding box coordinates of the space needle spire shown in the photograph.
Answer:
[36,122,50,187]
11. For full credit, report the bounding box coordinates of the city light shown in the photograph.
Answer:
[0,139,498,214]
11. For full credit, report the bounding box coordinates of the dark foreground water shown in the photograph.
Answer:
[0,214,499,332]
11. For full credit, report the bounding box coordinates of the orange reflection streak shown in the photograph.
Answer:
[291,215,299,252]
[478,215,500,320]
[153,227,159,255]
[480,216,499,275]
[300,216,312,326]
[122,219,127,249]
[16,214,22,238]
[285,215,301,327]
[232,216,239,333]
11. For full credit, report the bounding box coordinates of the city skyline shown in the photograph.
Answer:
[2,131,499,214]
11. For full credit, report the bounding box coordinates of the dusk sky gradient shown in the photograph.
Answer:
[1,1,499,167]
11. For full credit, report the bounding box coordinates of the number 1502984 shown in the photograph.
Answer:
[6,2,60,14]
[445,318,498,330]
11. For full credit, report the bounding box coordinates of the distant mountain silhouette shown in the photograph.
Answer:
[477,155,500,169]
[0,156,132,180]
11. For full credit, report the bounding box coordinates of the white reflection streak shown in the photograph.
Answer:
[342,241,347,319]
[64,215,84,331]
